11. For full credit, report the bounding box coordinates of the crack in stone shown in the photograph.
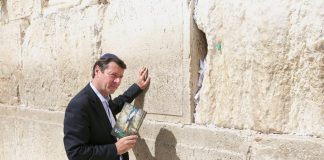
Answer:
[20,17,31,45]
[98,0,109,5]
[0,0,8,23]
[191,4,208,123]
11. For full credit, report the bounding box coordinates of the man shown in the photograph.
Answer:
[63,53,150,160]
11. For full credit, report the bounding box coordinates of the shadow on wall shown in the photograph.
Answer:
[133,128,180,160]
[134,80,150,108]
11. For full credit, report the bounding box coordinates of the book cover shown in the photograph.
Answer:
[111,102,147,138]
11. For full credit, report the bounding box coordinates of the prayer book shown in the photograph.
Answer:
[111,102,147,138]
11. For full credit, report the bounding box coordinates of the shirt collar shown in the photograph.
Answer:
[90,81,110,102]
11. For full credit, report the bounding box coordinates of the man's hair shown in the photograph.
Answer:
[92,57,127,78]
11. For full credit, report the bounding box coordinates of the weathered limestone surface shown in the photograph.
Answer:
[0,20,21,104]
[6,0,34,20]
[194,0,324,137]
[101,0,197,123]
[0,104,66,160]
[250,134,324,160]
[131,122,251,160]
[20,4,103,111]
[130,121,324,160]
[0,0,323,160]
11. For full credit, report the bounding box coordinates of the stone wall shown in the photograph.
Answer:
[0,0,323,160]
[194,0,324,138]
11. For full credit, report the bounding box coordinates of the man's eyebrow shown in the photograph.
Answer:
[109,72,124,78]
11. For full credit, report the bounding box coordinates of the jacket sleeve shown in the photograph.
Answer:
[110,83,142,114]
[63,97,118,160]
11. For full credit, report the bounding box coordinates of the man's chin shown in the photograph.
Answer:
[109,89,117,94]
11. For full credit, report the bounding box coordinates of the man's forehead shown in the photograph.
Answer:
[106,61,124,69]
[105,62,124,73]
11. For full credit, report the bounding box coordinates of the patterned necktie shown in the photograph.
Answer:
[105,100,116,127]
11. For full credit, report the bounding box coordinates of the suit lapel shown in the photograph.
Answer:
[86,84,113,134]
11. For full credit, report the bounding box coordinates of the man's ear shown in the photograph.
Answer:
[94,65,101,76]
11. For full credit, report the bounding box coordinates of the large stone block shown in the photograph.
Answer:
[194,0,324,136]
[0,107,18,160]
[130,121,251,160]
[250,134,324,160]
[0,20,22,105]
[0,104,66,160]
[20,5,104,111]
[102,0,202,123]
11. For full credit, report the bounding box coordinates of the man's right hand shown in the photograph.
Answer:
[115,135,138,155]
[136,67,150,90]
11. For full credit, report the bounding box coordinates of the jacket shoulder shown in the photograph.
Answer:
[67,84,95,110]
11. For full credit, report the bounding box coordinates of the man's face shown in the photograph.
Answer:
[94,61,124,97]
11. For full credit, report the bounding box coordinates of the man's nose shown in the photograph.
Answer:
[114,77,122,84]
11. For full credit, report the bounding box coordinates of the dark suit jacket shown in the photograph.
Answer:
[63,83,142,160]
